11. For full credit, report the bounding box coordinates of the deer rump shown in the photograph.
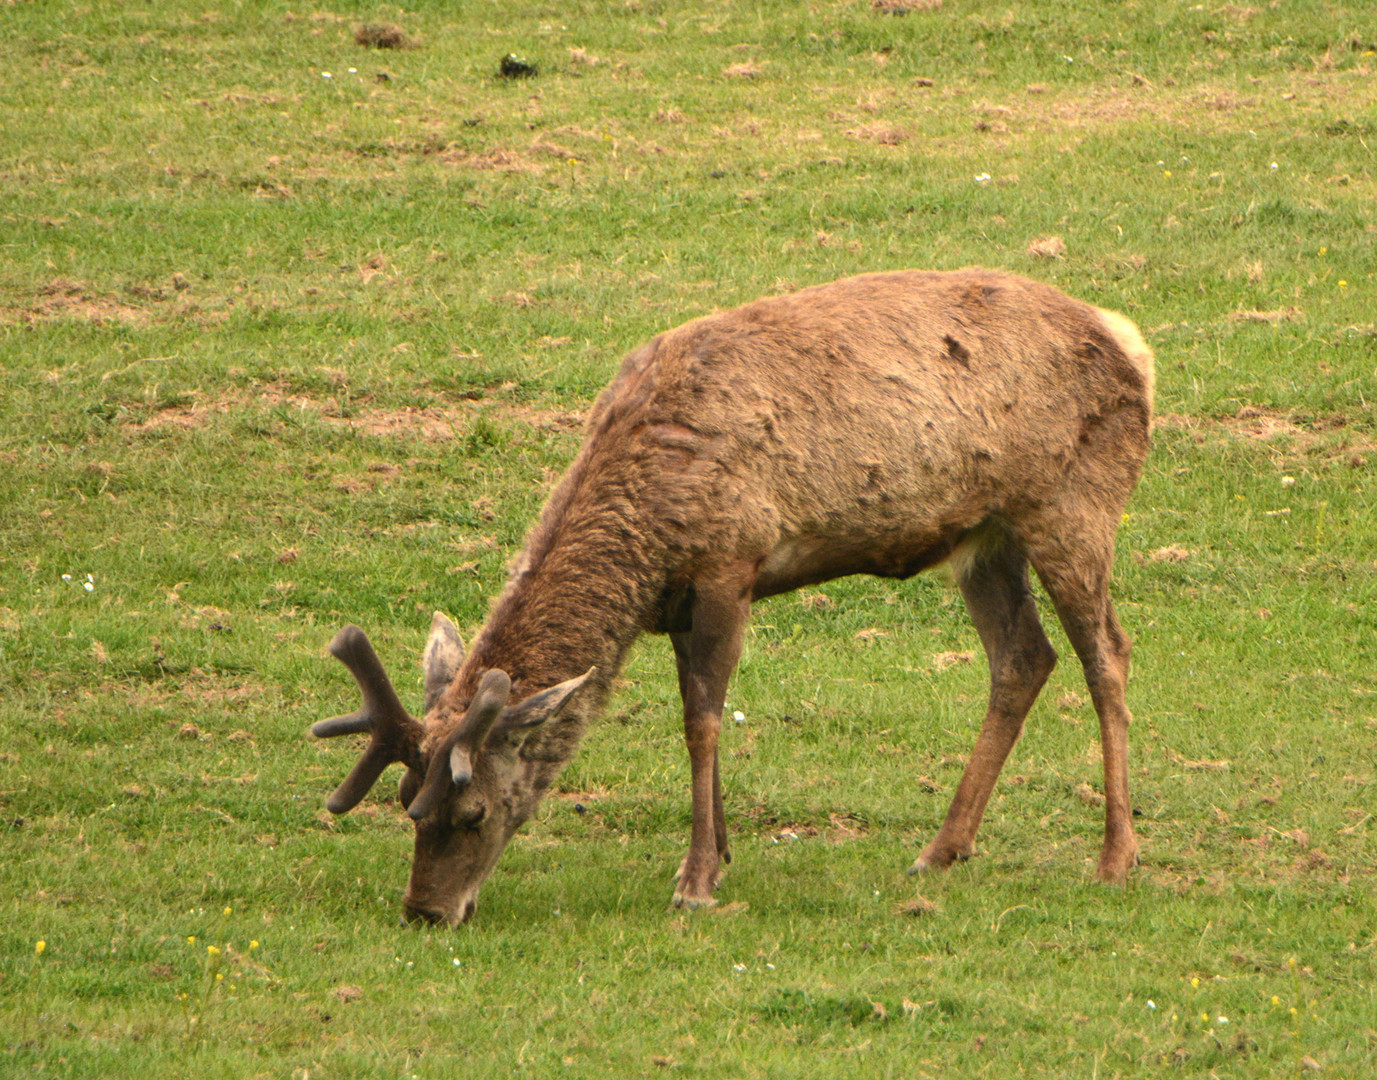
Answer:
[313,268,1155,925]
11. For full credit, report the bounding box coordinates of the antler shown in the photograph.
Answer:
[312,625,426,814]
[406,668,512,821]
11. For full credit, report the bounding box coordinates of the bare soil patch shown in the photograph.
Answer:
[124,383,585,442]
[1154,408,1377,466]
[10,279,149,327]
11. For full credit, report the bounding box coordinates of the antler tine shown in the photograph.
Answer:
[312,625,425,815]
[406,668,512,822]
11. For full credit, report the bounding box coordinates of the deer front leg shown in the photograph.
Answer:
[670,574,750,909]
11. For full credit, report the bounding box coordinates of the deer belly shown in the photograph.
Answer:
[752,527,967,599]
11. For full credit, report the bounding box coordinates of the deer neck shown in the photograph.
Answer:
[474,509,662,693]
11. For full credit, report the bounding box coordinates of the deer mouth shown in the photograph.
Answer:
[402,896,477,927]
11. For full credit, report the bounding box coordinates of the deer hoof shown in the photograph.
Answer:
[907,843,974,876]
[672,857,724,907]
[1095,840,1140,884]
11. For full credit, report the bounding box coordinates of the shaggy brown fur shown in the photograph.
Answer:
[312,269,1154,925]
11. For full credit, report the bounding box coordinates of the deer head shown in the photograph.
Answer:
[311,612,595,925]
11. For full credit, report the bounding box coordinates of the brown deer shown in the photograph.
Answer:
[311,269,1155,925]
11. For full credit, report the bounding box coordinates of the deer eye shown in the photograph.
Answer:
[454,803,487,831]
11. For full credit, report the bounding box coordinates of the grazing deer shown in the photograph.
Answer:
[311,269,1154,925]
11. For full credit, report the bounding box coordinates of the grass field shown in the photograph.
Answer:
[3,0,1376,1076]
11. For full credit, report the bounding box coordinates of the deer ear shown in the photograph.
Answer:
[492,668,597,742]
[422,611,466,713]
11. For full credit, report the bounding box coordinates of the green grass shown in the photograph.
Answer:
[3,0,1377,1076]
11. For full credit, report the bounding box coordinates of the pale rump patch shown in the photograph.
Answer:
[1096,307,1156,407]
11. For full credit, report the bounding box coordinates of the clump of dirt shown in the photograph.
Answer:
[354,23,415,50]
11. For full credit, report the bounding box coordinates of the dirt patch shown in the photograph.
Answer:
[126,382,316,434]
[1153,409,1377,466]
[321,406,467,441]
[12,278,149,327]
[844,121,908,145]
[1229,307,1303,323]
[723,61,763,79]
[1027,235,1067,259]
[503,402,586,432]
[440,145,548,174]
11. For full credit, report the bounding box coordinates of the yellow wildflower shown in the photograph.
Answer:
[207,945,221,957]
[35,940,46,955]
[223,907,232,916]
[250,940,260,951]
[187,936,196,946]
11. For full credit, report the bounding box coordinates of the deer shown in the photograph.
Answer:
[310,268,1155,926]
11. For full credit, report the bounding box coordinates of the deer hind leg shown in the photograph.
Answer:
[1023,521,1139,884]
[669,570,751,909]
[911,529,1057,875]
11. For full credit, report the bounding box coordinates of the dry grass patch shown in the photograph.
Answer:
[1026,235,1066,259]
[723,61,762,79]
[844,121,908,145]
[440,146,547,175]
[1229,306,1304,323]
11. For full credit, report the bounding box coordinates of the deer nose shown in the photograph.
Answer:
[402,902,447,926]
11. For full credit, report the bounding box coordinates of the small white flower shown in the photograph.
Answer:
[62,574,72,582]
[766,963,776,970]
[733,963,747,973]
[1217,1016,1229,1024]
[452,958,461,966]
[1281,475,1296,487]
[348,67,358,74]
[1062,55,1074,63]
[1147,1000,1157,1010]
[732,710,746,723]
[1269,161,1278,170]
[974,173,991,184]
[321,71,333,79]
[84,581,94,592]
